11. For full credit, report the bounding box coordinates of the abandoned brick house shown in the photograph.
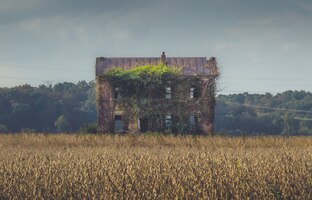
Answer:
[95,52,219,135]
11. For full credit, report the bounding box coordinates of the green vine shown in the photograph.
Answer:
[101,64,208,133]
[102,64,181,94]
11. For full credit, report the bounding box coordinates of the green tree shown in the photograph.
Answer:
[282,113,299,135]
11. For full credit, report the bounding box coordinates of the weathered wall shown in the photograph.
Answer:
[97,76,215,135]
[97,77,139,133]
[96,54,218,135]
[198,77,216,134]
[96,77,114,132]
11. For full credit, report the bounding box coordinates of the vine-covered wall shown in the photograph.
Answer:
[96,64,217,135]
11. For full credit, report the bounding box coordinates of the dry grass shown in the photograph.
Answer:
[1,134,312,199]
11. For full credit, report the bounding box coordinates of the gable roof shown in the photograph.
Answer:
[95,54,218,77]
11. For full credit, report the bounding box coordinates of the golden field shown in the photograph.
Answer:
[0,134,312,199]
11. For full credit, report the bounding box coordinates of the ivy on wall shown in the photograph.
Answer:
[102,63,180,116]
[101,64,211,133]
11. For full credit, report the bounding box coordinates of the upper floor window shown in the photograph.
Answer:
[165,87,172,99]
[114,87,121,99]
[190,87,199,99]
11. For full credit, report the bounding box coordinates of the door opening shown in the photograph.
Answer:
[139,117,148,132]
[114,115,123,132]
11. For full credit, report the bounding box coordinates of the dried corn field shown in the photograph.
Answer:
[1,134,312,199]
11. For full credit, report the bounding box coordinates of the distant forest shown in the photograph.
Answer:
[0,81,311,135]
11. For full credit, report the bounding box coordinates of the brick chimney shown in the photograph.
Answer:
[161,51,166,65]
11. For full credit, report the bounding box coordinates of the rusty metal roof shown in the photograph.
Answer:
[95,55,218,77]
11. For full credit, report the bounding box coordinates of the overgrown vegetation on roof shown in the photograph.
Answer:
[102,64,181,88]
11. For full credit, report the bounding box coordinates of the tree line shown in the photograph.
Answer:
[0,82,311,135]
[0,81,96,133]
[215,91,312,135]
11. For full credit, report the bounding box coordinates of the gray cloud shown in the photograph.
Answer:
[0,0,311,92]
[0,0,157,25]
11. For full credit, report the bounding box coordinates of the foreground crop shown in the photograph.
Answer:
[1,134,312,199]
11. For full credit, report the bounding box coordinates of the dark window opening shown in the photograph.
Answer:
[114,115,123,132]
[189,115,198,131]
[165,87,172,99]
[165,115,172,130]
[190,87,199,99]
[114,87,121,99]
[139,117,148,132]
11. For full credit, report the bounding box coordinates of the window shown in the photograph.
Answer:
[114,115,123,132]
[190,87,199,99]
[189,115,198,131]
[114,87,121,99]
[165,87,172,99]
[165,115,172,129]
[190,87,195,99]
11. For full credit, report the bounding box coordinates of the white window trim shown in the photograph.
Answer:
[165,86,172,99]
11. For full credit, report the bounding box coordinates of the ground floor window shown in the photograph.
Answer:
[165,115,172,130]
[189,115,198,131]
[114,115,123,132]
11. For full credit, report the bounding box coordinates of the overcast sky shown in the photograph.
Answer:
[0,0,311,94]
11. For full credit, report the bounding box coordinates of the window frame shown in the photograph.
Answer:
[189,86,199,99]
[189,115,198,131]
[165,86,172,99]
[114,87,121,99]
[190,87,195,99]
[165,114,172,130]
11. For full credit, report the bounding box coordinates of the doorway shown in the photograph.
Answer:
[114,115,123,132]
[139,117,148,132]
